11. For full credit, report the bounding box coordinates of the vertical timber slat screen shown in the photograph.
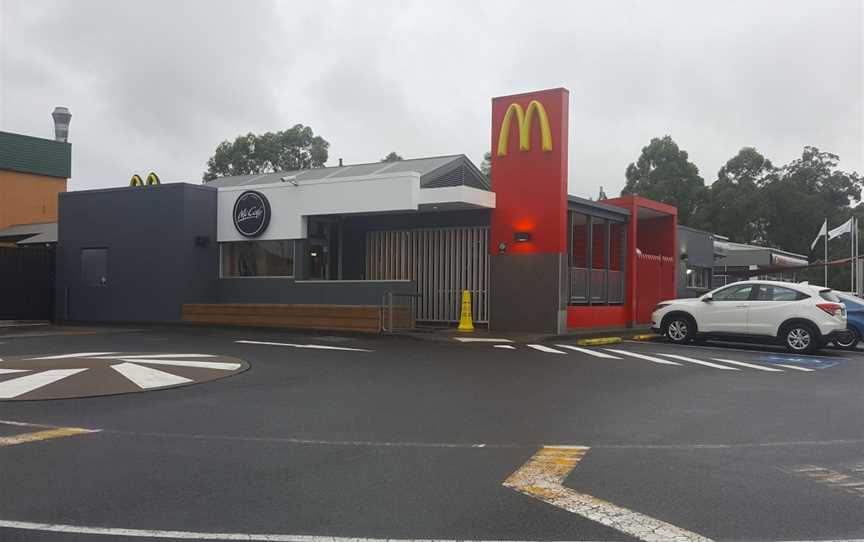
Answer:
[366,227,489,324]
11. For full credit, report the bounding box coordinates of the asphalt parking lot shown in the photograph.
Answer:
[0,325,862,541]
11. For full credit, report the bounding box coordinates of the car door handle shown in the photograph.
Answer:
[735,305,748,308]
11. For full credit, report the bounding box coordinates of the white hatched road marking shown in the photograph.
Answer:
[116,359,242,371]
[604,349,682,365]
[235,340,371,352]
[0,368,29,375]
[710,358,784,372]
[28,352,118,360]
[493,344,516,349]
[111,363,192,389]
[526,344,566,354]
[555,345,622,359]
[657,353,740,370]
[0,368,88,399]
[776,364,815,372]
[92,354,217,359]
[454,337,514,343]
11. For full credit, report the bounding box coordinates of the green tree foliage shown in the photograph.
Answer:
[481,151,492,181]
[203,124,329,181]
[622,136,706,225]
[692,147,775,244]
[760,146,861,254]
[380,152,404,162]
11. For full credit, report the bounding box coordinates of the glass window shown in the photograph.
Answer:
[568,211,626,306]
[712,283,753,301]
[221,240,295,278]
[81,248,108,286]
[757,285,807,301]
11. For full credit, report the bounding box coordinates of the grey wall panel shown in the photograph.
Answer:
[55,183,218,322]
[676,226,715,298]
[216,279,415,305]
[489,253,564,333]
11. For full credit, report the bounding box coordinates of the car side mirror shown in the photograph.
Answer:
[702,295,713,302]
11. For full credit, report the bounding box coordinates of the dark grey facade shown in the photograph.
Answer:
[55,183,219,322]
[676,225,716,298]
[54,183,419,324]
[490,253,567,333]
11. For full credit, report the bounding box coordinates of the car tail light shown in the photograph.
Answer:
[816,303,844,317]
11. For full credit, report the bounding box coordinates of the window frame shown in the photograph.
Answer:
[219,240,297,279]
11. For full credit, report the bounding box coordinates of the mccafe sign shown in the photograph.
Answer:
[233,190,271,238]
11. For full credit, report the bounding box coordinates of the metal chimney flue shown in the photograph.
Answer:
[52,106,71,142]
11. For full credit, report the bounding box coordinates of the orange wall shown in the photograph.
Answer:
[0,170,67,229]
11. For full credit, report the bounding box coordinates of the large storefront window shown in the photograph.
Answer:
[220,240,295,278]
[569,212,625,305]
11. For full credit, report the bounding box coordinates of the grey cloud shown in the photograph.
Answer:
[1,0,861,197]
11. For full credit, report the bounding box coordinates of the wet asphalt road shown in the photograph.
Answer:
[0,325,861,541]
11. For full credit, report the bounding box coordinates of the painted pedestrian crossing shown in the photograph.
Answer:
[0,352,248,400]
[466,340,840,372]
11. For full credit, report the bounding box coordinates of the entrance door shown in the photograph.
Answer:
[307,242,329,280]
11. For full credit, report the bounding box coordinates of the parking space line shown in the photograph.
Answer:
[604,349,682,365]
[710,358,783,372]
[493,344,516,349]
[235,340,371,352]
[0,426,99,448]
[454,337,514,343]
[657,354,739,370]
[555,345,621,358]
[775,364,815,372]
[526,344,566,354]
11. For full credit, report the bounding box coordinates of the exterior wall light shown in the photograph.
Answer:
[514,232,531,242]
[498,241,508,254]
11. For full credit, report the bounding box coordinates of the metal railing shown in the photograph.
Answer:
[381,292,421,332]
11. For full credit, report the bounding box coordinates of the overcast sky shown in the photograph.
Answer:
[1,0,861,198]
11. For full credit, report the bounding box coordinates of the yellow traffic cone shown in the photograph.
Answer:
[457,290,474,332]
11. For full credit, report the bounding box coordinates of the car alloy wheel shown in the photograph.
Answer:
[786,327,811,352]
[667,319,689,342]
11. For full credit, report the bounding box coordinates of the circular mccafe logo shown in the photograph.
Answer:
[233,191,270,238]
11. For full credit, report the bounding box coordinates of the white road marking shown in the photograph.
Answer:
[27,352,118,360]
[235,340,371,352]
[526,344,566,354]
[115,359,242,371]
[555,345,622,358]
[453,337,514,343]
[604,349,682,365]
[493,344,516,349]
[0,368,29,375]
[657,353,739,370]
[0,322,49,328]
[775,364,815,372]
[710,358,784,372]
[92,354,217,359]
[504,446,712,541]
[111,363,192,389]
[0,369,88,399]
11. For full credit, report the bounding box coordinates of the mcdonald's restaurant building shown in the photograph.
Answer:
[54,87,677,334]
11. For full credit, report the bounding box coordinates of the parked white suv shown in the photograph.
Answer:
[651,280,847,354]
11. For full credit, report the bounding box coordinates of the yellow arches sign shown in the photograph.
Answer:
[496,99,553,156]
[129,172,161,187]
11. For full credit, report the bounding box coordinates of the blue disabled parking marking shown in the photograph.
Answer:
[755,355,845,370]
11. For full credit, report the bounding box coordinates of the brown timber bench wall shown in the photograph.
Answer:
[182,303,383,333]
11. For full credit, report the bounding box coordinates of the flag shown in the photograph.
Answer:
[810,219,827,251]
[828,218,853,240]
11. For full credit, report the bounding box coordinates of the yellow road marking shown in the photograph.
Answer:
[504,446,712,541]
[630,334,659,341]
[575,337,622,346]
[0,427,99,448]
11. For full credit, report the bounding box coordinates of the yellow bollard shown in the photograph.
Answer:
[457,290,474,332]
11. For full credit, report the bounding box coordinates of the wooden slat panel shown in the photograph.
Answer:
[182,304,382,332]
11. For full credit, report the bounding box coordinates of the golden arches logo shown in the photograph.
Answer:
[129,172,160,187]
[496,100,553,156]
